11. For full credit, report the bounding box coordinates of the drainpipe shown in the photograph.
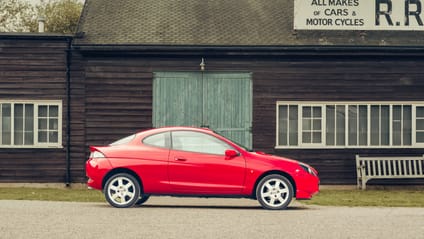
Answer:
[65,38,72,187]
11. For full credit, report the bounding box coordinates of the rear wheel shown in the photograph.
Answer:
[256,174,293,210]
[104,173,140,208]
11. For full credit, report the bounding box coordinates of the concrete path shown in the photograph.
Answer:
[1,197,423,239]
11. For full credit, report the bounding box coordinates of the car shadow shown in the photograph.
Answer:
[135,204,310,210]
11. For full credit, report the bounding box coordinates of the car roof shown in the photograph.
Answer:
[137,126,214,136]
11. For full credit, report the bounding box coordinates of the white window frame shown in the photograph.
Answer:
[300,105,325,147]
[276,101,424,149]
[0,100,62,148]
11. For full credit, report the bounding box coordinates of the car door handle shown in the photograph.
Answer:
[174,157,187,161]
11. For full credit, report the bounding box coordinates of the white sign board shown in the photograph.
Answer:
[294,0,424,30]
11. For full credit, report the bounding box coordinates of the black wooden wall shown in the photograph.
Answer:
[81,52,424,184]
[2,39,424,185]
[0,36,71,182]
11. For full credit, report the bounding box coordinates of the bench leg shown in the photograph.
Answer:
[357,177,362,190]
[362,179,367,190]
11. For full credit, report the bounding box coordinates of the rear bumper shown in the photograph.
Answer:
[85,158,111,190]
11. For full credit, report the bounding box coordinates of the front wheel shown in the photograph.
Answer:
[256,174,294,210]
[104,173,140,208]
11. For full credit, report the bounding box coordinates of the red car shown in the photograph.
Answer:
[86,127,319,209]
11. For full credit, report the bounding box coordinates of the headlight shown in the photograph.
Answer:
[299,163,316,176]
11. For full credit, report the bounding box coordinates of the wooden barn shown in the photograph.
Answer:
[1,0,424,185]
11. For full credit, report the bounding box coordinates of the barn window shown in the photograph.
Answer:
[276,102,421,148]
[0,101,62,148]
[416,106,424,143]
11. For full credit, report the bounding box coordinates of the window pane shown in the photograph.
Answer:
[24,132,33,145]
[370,106,379,145]
[302,132,311,143]
[15,104,23,117]
[303,119,311,131]
[39,106,48,117]
[358,105,367,145]
[417,107,424,117]
[313,107,321,117]
[392,105,401,146]
[381,106,389,145]
[417,132,424,143]
[312,132,321,143]
[172,131,232,155]
[49,132,58,143]
[25,105,34,134]
[2,104,11,145]
[303,107,311,117]
[336,105,345,146]
[288,106,298,146]
[14,133,23,145]
[38,131,48,143]
[143,132,167,148]
[49,119,58,130]
[403,106,412,145]
[313,119,321,130]
[278,105,288,146]
[416,119,424,131]
[348,105,357,146]
[39,119,48,130]
[326,106,335,146]
[49,106,58,117]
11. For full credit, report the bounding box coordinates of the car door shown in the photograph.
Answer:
[168,130,246,194]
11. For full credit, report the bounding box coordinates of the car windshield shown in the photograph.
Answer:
[110,134,136,146]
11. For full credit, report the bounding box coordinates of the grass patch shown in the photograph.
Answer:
[0,187,105,203]
[302,189,424,207]
[0,188,423,207]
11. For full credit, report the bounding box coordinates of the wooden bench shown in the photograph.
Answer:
[355,155,424,190]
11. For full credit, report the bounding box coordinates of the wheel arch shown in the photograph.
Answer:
[102,168,144,193]
[252,170,296,199]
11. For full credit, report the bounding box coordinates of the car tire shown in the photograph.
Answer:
[104,173,140,208]
[135,195,150,205]
[256,174,294,210]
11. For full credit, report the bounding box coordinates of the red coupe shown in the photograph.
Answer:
[86,127,319,209]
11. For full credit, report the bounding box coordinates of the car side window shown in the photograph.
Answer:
[143,132,169,148]
[171,131,233,155]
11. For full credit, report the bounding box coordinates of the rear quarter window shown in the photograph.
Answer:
[143,132,169,148]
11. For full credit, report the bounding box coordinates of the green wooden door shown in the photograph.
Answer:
[153,72,252,148]
[203,73,252,148]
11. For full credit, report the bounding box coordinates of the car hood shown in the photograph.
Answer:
[250,151,300,164]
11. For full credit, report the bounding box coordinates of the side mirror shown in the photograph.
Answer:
[225,149,239,160]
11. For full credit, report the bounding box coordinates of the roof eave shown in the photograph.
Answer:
[71,44,424,56]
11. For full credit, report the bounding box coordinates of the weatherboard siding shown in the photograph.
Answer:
[81,53,424,184]
[0,36,88,183]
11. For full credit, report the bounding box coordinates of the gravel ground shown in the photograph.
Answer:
[1,197,423,239]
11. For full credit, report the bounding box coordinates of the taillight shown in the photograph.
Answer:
[90,151,105,159]
[88,158,98,168]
